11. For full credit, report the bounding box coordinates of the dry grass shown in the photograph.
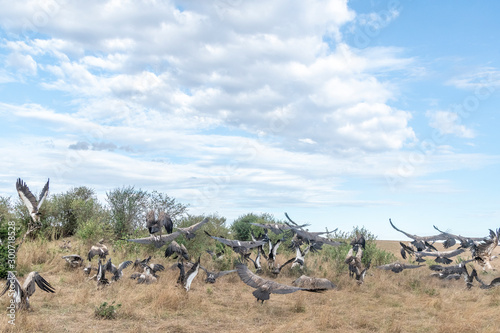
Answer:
[2,238,500,333]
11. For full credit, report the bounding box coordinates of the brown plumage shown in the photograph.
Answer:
[291,275,336,290]
[165,240,189,260]
[236,262,321,303]
[472,228,500,270]
[146,210,173,236]
[87,240,109,261]
[376,261,423,273]
[1,271,55,310]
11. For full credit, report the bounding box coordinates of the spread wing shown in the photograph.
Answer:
[214,269,237,279]
[16,178,37,213]
[0,272,21,298]
[23,272,55,297]
[182,217,209,233]
[118,260,133,271]
[236,263,302,294]
[419,248,465,258]
[146,210,156,230]
[158,211,173,234]
[165,240,189,260]
[127,231,182,248]
[37,179,50,210]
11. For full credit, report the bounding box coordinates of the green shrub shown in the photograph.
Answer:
[94,301,121,320]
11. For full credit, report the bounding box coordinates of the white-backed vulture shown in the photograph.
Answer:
[16,178,49,225]
[0,271,55,310]
[291,275,336,290]
[165,240,189,260]
[376,262,423,273]
[62,254,84,268]
[87,240,109,261]
[146,210,173,239]
[199,266,236,283]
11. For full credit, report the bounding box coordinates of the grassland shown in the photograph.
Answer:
[1,238,500,333]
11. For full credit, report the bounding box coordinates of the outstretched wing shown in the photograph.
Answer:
[158,211,173,234]
[118,260,133,271]
[214,269,237,279]
[37,179,50,210]
[23,272,55,297]
[236,263,302,294]
[16,178,38,213]
[127,231,182,248]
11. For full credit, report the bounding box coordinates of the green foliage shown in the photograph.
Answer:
[106,186,148,238]
[231,212,281,241]
[147,190,189,224]
[94,301,121,320]
[322,226,396,276]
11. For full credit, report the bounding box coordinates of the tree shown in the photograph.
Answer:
[147,190,188,227]
[231,212,280,241]
[106,186,148,238]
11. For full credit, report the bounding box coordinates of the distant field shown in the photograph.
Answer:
[2,238,500,333]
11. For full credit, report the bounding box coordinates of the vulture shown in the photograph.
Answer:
[267,237,284,269]
[433,225,484,249]
[389,219,447,251]
[133,256,152,270]
[87,240,109,261]
[291,275,336,290]
[16,178,49,225]
[284,222,342,248]
[470,228,500,271]
[429,262,472,279]
[96,259,110,288]
[461,265,479,289]
[127,217,209,248]
[105,258,133,281]
[0,271,55,310]
[165,240,189,260]
[236,262,321,303]
[350,233,366,251]
[59,240,71,250]
[205,231,268,257]
[247,250,264,274]
[206,248,225,260]
[146,210,173,239]
[130,265,157,284]
[250,221,309,235]
[62,254,84,268]
[271,257,295,277]
[376,262,423,273]
[344,247,370,284]
[177,257,201,291]
[414,248,465,264]
[474,270,500,289]
[199,266,236,283]
[290,244,312,269]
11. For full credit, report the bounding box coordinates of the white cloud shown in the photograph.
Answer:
[426,110,475,138]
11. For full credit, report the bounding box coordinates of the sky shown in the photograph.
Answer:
[1,0,500,240]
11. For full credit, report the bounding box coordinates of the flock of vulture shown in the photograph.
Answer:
[2,178,500,311]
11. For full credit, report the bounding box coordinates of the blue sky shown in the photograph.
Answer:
[1,0,499,240]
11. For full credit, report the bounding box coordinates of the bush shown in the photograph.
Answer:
[94,301,121,320]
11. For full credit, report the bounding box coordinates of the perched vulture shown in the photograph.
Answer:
[16,178,49,224]
[0,271,55,310]
[376,262,423,273]
[62,254,84,268]
[236,262,321,303]
[291,275,336,290]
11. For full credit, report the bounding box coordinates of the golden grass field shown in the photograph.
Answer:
[2,238,500,333]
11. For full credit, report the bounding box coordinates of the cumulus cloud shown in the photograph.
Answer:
[426,110,475,139]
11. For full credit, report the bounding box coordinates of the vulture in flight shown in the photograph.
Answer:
[433,225,484,249]
[16,178,49,225]
[146,210,173,240]
[474,270,500,289]
[470,228,500,271]
[236,262,321,303]
[411,248,465,264]
[0,271,55,310]
[127,217,209,248]
[389,219,446,251]
[205,231,268,256]
[271,257,295,277]
[199,266,236,283]
[165,240,189,260]
[376,262,423,273]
